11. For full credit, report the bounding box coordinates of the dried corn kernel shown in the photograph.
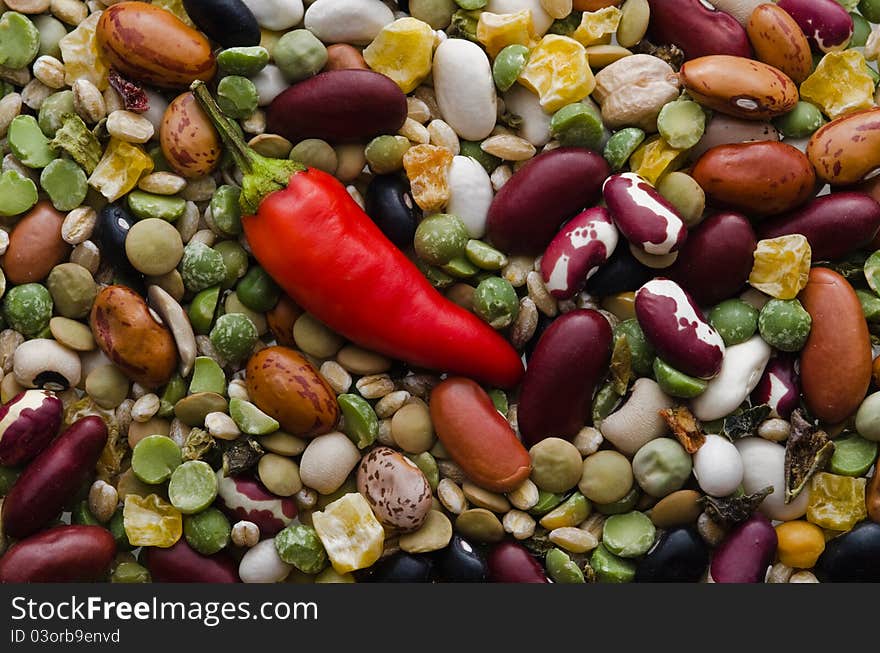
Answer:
[363,17,435,94]
[402,143,453,212]
[571,6,622,47]
[518,35,595,113]
[748,235,811,300]
[477,10,536,58]
[311,493,384,574]
[123,494,182,548]
[628,135,686,184]
[800,51,876,120]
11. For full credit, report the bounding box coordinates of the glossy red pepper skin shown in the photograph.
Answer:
[243,168,525,388]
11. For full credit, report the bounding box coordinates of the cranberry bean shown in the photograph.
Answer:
[710,513,777,583]
[777,0,853,53]
[267,70,407,144]
[143,538,240,582]
[691,141,816,217]
[2,416,108,538]
[634,279,725,379]
[215,472,297,536]
[486,147,610,255]
[486,541,549,583]
[518,310,612,446]
[0,525,116,582]
[0,389,62,466]
[746,3,813,84]
[808,108,880,186]
[757,192,880,261]
[666,212,756,306]
[603,173,687,256]
[751,354,800,419]
[646,0,752,60]
[540,207,618,300]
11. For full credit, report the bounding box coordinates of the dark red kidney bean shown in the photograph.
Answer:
[364,174,421,249]
[585,244,654,296]
[635,278,725,379]
[710,513,777,583]
[215,472,297,536]
[487,541,549,583]
[751,354,800,419]
[518,309,612,447]
[540,207,618,299]
[603,173,687,256]
[182,0,260,47]
[647,0,752,60]
[0,525,116,582]
[2,416,108,539]
[142,538,240,583]
[267,70,407,143]
[777,0,853,53]
[666,211,757,306]
[757,192,880,261]
[0,389,62,466]
[486,147,610,255]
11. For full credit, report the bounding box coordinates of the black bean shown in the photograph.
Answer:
[364,175,421,250]
[183,0,261,48]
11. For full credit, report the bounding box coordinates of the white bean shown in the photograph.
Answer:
[240,0,304,31]
[503,85,551,147]
[432,39,497,141]
[299,431,362,495]
[692,434,744,497]
[238,539,292,583]
[486,0,553,36]
[690,336,771,421]
[304,0,393,45]
[252,65,289,107]
[735,437,810,522]
[446,155,493,238]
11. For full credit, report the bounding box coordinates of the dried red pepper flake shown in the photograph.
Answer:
[659,405,705,454]
[108,69,149,113]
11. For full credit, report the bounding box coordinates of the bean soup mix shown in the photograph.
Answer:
[1,0,880,584]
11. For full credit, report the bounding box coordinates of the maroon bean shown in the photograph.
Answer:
[647,0,752,60]
[540,207,618,300]
[518,309,612,447]
[777,0,853,53]
[757,192,880,261]
[2,416,108,539]
[751,354,800,419]
[486,541,548,583]
[215,472,297,536]
[710,513,778,583]
[635,278,725,379]
[667,212,757,306]
[0,525,116,582]
[486,147,609,255]
[0,390,62,466]
[267,70,407,143]
[142,538,240,583]
[603,173,687,256]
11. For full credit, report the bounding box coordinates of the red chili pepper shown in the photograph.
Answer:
[192,82,524,388]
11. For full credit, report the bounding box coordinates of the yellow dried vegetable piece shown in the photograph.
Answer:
[88,138,154,202]
[806,472,867,531]
[800,50,876,120]
[402,143,453,212]
[571,6,623,47]
[123,494,182,548]
[477,10,536,58]
[748,235,812,300]
[58,11,109,91]
[312,493,385,574]
[628,136,687,184]
[517,35,595,113]
[363,17,435,93]
[153,0,196,27]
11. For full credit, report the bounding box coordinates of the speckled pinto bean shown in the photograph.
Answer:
[691,141,816,218]
[603,173,687,256]
[751,354,800,420]
[807,108,880,186]
[667,212,757,306]
[0,525,116,583]
[798,267,872,424]
[776,0,853,53]
[0,389,62,466]
[540,207,618,300]
[679,56,798,121]
[646,0,752,60]
[517,309,612,446]
[215,471,297,536]
[746,3,813,84]
[143,538,240,582]
[2,416,108,539]
[430,377,531,493]
[267,70,407,144]
[758,192,880,261]
[710,513,777,583]
[635,279,725,379]
[486,147,610,255]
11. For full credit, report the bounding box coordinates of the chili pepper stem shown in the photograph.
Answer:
[190,80,304,215]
